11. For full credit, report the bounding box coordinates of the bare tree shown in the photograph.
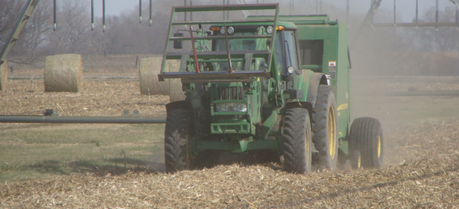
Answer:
[11,0,53,56]
[43,0,91,55]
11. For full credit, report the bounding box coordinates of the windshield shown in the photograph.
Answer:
[214,36,257,51]
[212,32,266,71]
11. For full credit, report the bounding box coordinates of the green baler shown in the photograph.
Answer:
[159,4,383,173]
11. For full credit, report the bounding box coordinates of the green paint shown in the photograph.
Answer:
[161,5,352,158]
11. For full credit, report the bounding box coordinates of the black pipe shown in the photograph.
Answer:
[456,5,459,30]
[0,116,166,124]
[190,0,193,21]
[222,0,225,20]
[53,0,56,30]
[139,0,142,24]
[415,0,418,29]
[393,0,396,27]
[320,0,322,14]
[103,0,106,32]
[371,1,375,25]
[346,0,349,24]
[149,0,152,26]
[316,0,318,14]
[436,0,439,31]
[185,0,187,21]
[91,0,94,30]
[226,0,229,20]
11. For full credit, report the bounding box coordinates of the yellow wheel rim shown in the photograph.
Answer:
[377,135,381,158]
[357,154,361,168]
[328,106,337,159]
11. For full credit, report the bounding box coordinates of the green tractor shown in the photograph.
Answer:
[158,4,383,173]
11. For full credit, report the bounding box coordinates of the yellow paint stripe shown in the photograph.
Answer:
[337,103,348,111]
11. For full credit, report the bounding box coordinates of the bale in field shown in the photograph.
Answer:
[166,60,185,102]
[139,57,168,95]
[0,60,8,90]
[139,58,185,101]
[44,54,83,92]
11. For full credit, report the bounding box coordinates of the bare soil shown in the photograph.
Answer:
[1,78,458,208]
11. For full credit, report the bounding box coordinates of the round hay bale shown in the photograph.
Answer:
[166,60,185,102]
[44,54,83,92]
[0,60,8,91]
[139,57,169,95]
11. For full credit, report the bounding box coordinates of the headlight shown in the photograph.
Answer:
[227,26,235,34]
[287,66,295,74]
[215,103,247,112]
[266,26,274,34]
[220,26,235,35]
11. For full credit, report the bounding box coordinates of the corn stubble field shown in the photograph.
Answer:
[1,74,459,207]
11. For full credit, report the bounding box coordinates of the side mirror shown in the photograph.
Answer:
[173,33,183,49]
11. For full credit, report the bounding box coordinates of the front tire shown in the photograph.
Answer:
[283,108,312,174]
[312,85,339,170]
[349,117,384,168]
[164,109,191,173]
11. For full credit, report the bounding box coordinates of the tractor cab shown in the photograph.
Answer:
[207,22,301,78]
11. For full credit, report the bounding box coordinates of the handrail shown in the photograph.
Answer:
[165,50,271,59]
[169,34,272,41]
[172,19,275,25]
[173,4,278,12]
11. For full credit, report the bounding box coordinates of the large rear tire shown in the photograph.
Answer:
[283,108,312,174]
[312,85,338,170]
[164,109,191,173]
[349,117,384,168]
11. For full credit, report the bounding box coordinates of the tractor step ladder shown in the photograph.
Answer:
[0,0,39,70]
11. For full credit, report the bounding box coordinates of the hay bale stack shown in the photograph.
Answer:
[166,60,185,102]
[139,57,169,95]
[44,54,83,92]
[0,61,8,90]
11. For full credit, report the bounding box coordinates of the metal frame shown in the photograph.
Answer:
[158,4,279,83]
[366,0,459,28]
[0,0,39,71]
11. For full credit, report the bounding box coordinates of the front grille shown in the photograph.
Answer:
[214,86,245,100]
[215,115,247,121]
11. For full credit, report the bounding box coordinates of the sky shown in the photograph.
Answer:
[92,0,457,22]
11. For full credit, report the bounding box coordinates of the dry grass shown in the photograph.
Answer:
[0,80,168,117]
[1,76,459,207]
[1,119,458,208]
